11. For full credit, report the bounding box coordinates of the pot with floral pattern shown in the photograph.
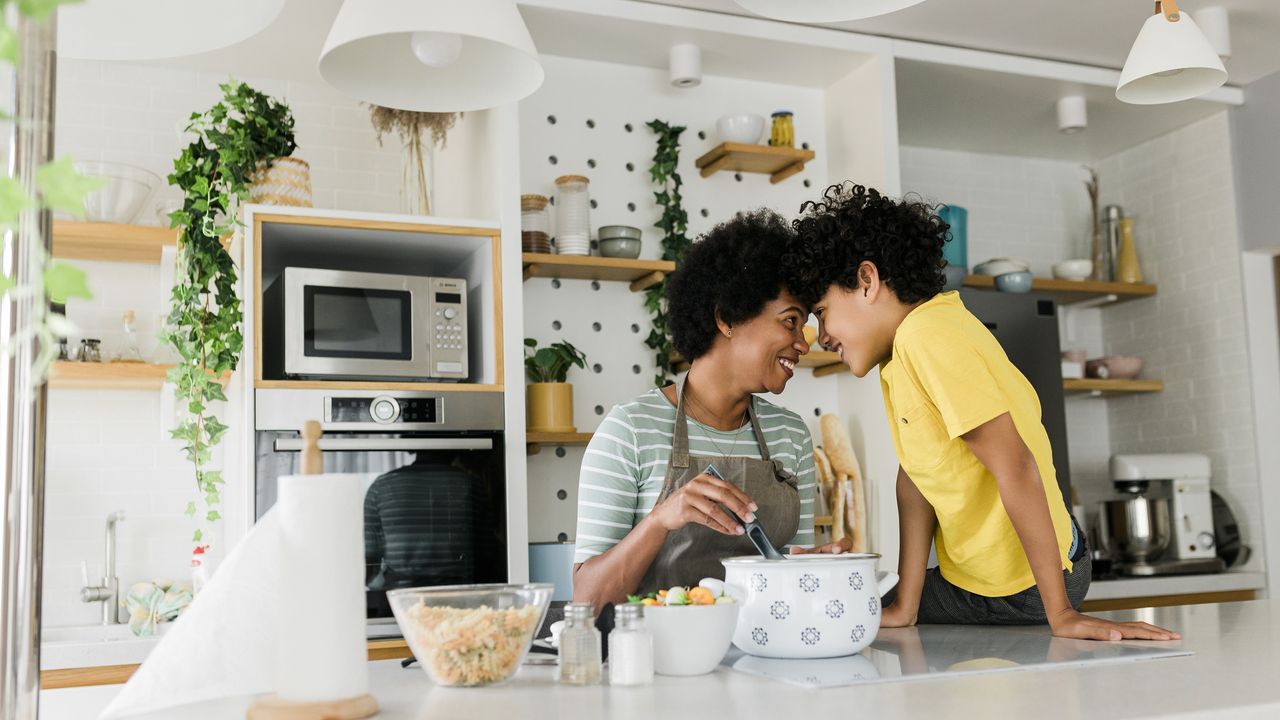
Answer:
[721,554,899,659]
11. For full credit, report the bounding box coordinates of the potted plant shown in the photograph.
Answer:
[524,338,587,433]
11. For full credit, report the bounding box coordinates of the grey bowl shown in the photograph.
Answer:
[599,237,642,259]
[597,225,642,241]
[994,270,1033,293]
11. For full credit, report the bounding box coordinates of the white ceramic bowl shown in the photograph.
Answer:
[973,257,1030,276]
[716,114,765,145]
[1052,259,1094,281]
[644,602,738,675]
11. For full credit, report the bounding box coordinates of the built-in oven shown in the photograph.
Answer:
[262,267,468,382]
[255,388,505,637]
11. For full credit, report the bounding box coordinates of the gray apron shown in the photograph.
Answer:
[637,379,801,593]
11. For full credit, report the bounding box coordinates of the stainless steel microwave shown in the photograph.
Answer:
[263,267,468,381]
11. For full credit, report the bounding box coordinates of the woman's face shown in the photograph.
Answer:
[726,289,811,394]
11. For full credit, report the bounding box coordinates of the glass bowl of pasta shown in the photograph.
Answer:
[388,583,553,687]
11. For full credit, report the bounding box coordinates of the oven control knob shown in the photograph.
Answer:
[443,308,457,320]
[369,396,400,424]
[1198,532,1215,550]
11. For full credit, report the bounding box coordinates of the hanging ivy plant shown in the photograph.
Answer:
[165,81,296,548]
[643,119,692,387]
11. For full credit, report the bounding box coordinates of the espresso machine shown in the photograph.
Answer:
[1100,454,1226,576]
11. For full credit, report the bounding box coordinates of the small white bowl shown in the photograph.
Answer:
[716,114,765,145]
[1052,259,1093,281]
[973,257,1030,276]
[644,603,738,675]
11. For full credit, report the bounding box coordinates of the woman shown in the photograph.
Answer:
[571,210,818,607]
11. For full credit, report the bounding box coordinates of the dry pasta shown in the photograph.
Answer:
[404,601,541,686]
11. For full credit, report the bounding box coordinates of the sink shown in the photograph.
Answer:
[41,623,170,669]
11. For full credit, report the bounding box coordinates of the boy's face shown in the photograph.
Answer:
[811,265,897,378]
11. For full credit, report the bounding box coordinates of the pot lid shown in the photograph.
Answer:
[722,553,880,564]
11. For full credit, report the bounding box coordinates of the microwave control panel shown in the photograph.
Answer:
[427,277,467,379]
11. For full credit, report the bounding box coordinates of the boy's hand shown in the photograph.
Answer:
[880,602,918,628]
[1048,608,1181,641]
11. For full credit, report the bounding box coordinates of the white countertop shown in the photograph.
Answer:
[40,600,1280,720]
[1085,571,1267,601]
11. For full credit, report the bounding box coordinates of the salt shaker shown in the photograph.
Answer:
[557,602,602,685]
[608,603,654,686]
[80,338,102,363]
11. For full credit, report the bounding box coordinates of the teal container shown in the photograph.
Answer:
[937,204,968,270]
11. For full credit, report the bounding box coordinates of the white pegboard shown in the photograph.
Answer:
[520,54,845,543]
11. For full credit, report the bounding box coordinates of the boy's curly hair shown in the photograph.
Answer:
[665,209,795,362]
[783,183,948,306]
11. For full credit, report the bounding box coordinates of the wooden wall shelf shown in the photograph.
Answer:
[527,431,594,455]
[1064,378,1163,397]
[694,143,816,184]
[521,253,674,291]
[962,275,1156,306]
[49,361,171,389]
[52,221,176,264]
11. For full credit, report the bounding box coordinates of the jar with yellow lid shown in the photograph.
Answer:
[554,175,591,256]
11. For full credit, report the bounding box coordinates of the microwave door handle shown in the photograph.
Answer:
[272,438,494,452]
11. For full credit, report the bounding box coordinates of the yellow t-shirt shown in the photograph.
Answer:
[880,291,1073,597]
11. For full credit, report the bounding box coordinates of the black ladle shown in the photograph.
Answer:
[705,464,784,560]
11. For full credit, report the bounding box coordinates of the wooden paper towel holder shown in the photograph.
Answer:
[246,421,379,720]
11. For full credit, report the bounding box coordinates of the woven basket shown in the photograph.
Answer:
[248,156,313,207]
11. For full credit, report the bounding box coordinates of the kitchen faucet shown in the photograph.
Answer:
[80,510,126,625]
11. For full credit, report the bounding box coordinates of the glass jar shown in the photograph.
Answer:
[770,110,795,148]
[557,601,601,685]
[79,338,102,363]
[521,194,551,254]
[553,175,591,256]
[608,604,654,686]
[119,310,143,362]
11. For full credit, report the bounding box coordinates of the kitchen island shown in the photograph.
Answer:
[41,600,1280,719]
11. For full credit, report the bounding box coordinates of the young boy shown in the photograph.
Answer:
[783,183,1178,641]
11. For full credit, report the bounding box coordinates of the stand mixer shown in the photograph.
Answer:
[1100,454,1226,576]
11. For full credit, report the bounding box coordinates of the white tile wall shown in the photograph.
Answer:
[1096,111,1265,573]
[37,59,407,627]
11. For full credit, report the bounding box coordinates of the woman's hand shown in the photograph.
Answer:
[651,472,758,536]
[1048,608,1181,641]
[789,537,853,555]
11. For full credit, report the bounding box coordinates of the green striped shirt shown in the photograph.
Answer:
[573,389,817,563]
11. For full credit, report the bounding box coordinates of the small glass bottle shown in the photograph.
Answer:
[119,310,143,362]
[557,602,601,685]
[80,338,103,363]
[608,604,654,686]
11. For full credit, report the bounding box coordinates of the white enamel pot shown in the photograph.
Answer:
[721,554,899,659]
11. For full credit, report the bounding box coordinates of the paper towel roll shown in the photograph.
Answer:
[99,473,371,718]
[274,473,369,702]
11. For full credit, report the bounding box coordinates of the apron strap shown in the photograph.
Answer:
[747,399,771,461]
[671,375,692,468]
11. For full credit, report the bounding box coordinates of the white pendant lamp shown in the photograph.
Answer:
[319,0,544,112]
[734,0,927,23]
[58,0,285,60]
[1117,0,1227,105]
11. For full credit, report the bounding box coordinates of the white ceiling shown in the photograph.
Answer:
[644,0,1280,86]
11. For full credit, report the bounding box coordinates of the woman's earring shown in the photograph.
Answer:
[726,328,733,338]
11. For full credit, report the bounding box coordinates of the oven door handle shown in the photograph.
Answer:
[272,438,494,452]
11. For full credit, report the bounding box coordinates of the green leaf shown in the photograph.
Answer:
[205,510,221,522]
[18,0,85,22]
[0,274,14,297]
[35,157,106,216]
[0,177,35,229]
[0,24,19,65]
[43,261,92,302]
[192,528,203,543]
[184,501,197,517]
